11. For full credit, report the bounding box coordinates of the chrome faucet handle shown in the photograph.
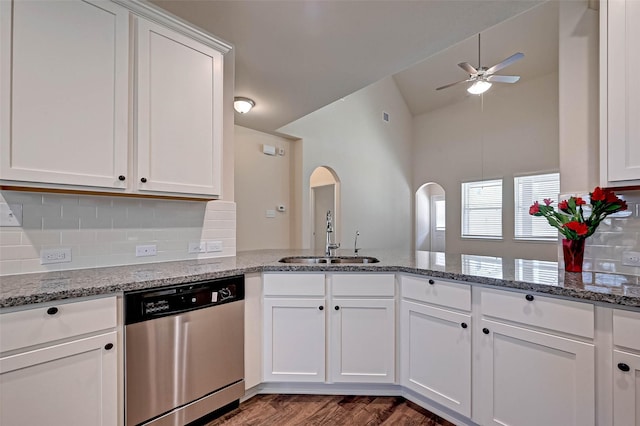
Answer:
[354,231,360,255]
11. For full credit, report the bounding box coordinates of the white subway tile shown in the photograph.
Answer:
[1,191,42,205]
[61,230,97,245]
[22,231,61,246]
[42,194,79,205]
[62,204,97,219]
[0,231,22,246]
[96,230,127,243]
[80,215,113,229]
[0,245,39,261]
[78,195,113,207]
[125,229,157,242]
[43,216,80,230]
[0,260,22,275]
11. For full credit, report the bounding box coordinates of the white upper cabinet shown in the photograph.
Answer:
[0,0,230,198]
[0,0,129,189]
[136,18,224,197]
[601,0,640,187]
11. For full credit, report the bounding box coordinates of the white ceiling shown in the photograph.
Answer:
[150,0,549,135]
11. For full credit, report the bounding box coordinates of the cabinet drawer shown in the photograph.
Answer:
[0,296,117,353]
[480,288,594,339]
[401,275,470,311]
[613,309,640,351]
[263,273,325,296]
[331,274,395,297]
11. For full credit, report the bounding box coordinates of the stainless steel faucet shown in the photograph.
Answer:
[325,210,340,257]
[354,231,360,256]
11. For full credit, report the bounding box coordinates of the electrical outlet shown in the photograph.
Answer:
[40,248,72,265]
[0,203,22,227]
[622,251,640,267]
[188,242,207,254]
[135,245,157,257]
[207,241,223,252]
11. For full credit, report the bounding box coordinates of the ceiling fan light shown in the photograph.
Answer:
[467,80,492,95]
[234,97,255,113]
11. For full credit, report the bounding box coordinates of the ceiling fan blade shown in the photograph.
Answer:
[436,79,470,91]
[486,75,520,83]
[458,62,478,75]
[485,52,524,75]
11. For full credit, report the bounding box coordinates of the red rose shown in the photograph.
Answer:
[619,199,628,211]
[590,187,605,201]
[574,197,586,206]
[529,201,540,215]
[565,221,588,236]
[558,200,568,210]
[543,198,553,206]
[605,191,620,203]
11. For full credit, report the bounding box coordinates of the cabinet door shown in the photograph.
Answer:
[0,331,117,426]
[400,300,471,417]
[613,350,640,426]
[136,18,224,196]
[477,319,595,426]
[329,298,395,383]
[263,298,325,382]
[604,0,640,184]
[0,0,129,189]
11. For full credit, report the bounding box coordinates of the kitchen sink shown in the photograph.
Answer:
[278,256,380,264]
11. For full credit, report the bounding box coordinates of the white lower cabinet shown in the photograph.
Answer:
[0,296,118,426]
[263,297,326,382]
[0,331,117,426]
[613,350,640,425]
[401,300,471,417]
[330,298,395,383]
[262,273,395,384]
[477,318,595,426]
[613,309,640,425]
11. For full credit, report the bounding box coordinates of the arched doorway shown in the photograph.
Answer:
[310,166,340,252]
[416,183,446,252]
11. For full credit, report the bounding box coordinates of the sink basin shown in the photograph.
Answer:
[278,256,380,264]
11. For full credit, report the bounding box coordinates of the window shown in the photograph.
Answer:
[461,179,502,239]
[435,199,446,231]
[514,173,560,240]
[515,259,558,285]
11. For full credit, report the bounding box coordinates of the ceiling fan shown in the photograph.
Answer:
[436,34,524,95]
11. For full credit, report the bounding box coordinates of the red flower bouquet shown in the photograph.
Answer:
[529,187,627,272]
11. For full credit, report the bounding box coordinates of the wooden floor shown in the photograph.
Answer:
[204,394,456,426]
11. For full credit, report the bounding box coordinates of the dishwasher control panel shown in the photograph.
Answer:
[124,275,244,324]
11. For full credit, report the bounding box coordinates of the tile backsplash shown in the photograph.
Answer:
[0,191,236,276]
[560,189,640,277]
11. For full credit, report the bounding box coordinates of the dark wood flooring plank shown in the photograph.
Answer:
[203,394,455,426]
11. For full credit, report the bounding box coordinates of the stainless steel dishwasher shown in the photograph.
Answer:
[124,275,244,426]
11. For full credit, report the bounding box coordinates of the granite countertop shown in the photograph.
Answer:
[1,249,639,309]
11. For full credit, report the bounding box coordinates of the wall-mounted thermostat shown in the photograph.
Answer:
[262,144,276,156]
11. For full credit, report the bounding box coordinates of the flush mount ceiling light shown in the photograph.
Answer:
[234,97,255,114]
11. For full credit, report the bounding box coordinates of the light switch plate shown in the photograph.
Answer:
[41,248,72,264]
[266,209,276,218]
[188,242,207,254]
[207,241,223,252]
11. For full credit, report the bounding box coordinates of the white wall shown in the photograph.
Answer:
[280,77,413,251]
[413,73,559,261]
[234,125,294,251]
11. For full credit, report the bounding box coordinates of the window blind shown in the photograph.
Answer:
[461,179,502,238]
[514,173,560,240]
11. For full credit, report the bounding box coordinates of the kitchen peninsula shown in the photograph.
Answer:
[1,249,639,308]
